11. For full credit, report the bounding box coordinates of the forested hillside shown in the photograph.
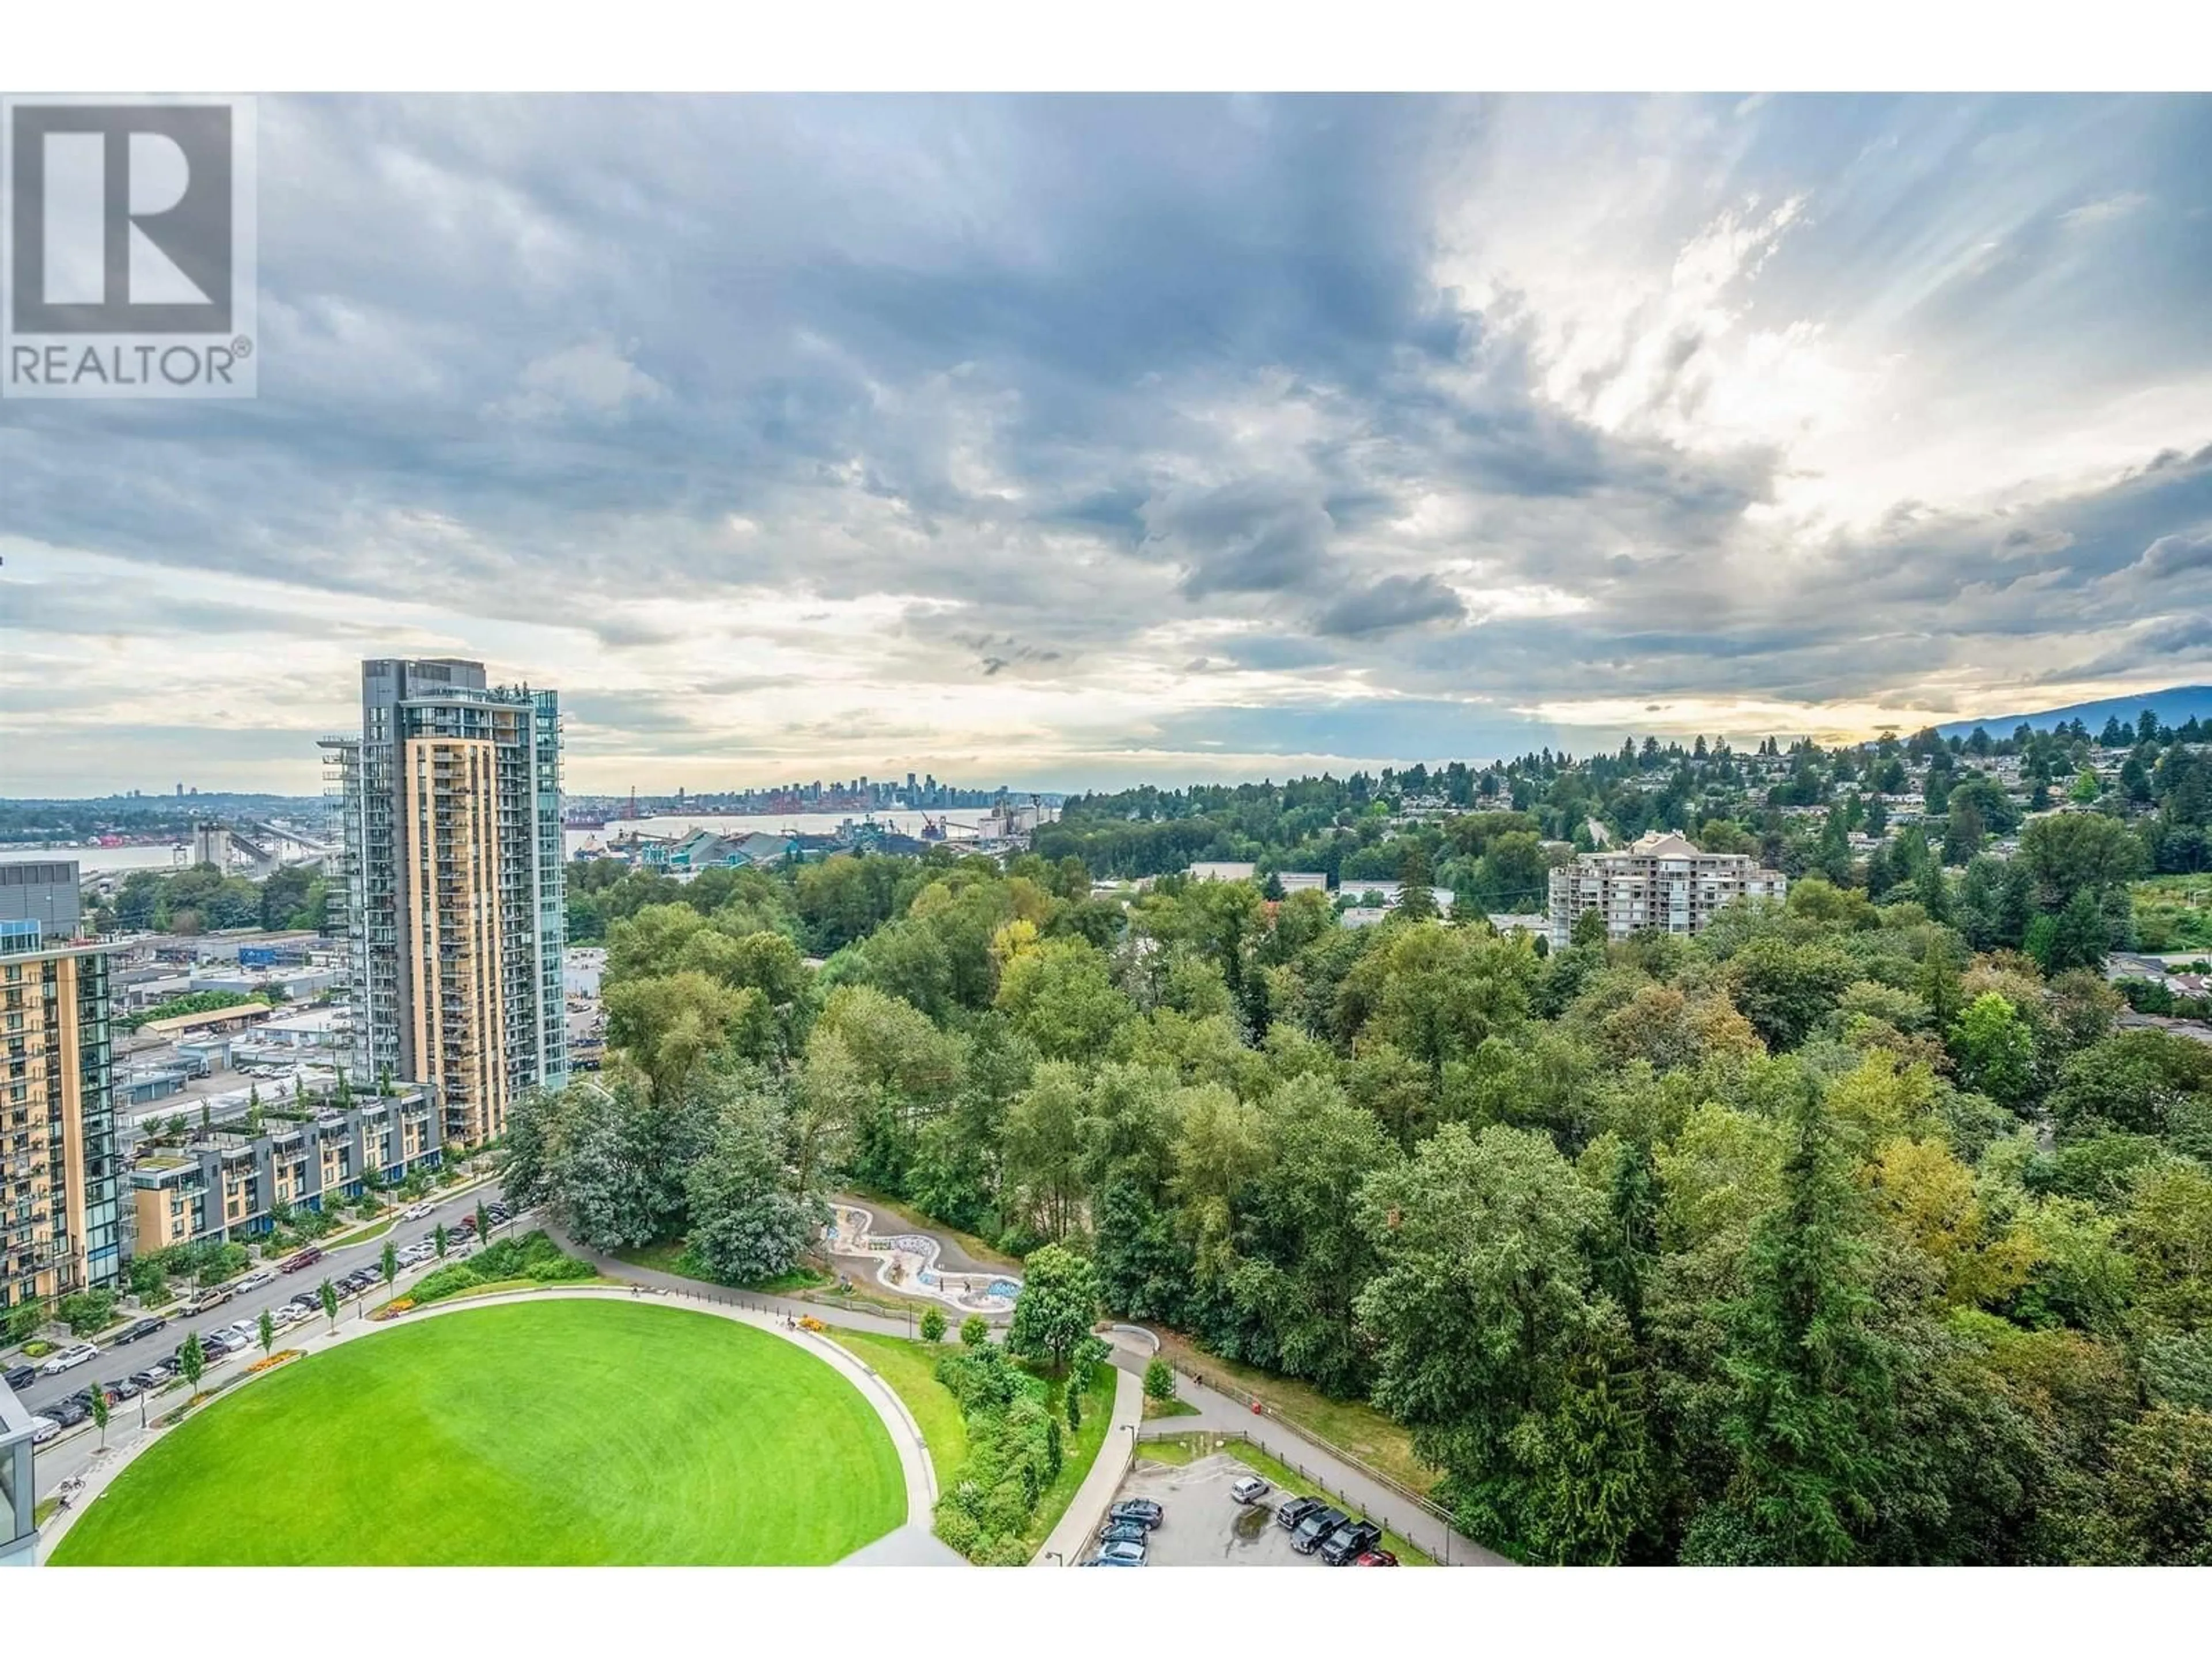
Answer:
[511,845,2212,1565]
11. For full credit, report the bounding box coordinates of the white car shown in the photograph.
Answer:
[38,1343,99,1376]
[233,1268,278,1293]
[29,1415,60,1445]
[402,1203,433,1221]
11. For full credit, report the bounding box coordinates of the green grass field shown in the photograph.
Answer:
[52,1299,905,1566]
[827,1329,969,1486]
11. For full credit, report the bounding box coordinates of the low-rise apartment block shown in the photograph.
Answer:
[131,1082,442,1250]
[1548,830,1787,948]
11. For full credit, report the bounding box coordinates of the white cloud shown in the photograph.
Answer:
[488,337,665,422]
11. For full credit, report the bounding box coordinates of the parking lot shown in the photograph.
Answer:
[1108,1452,1331,1567]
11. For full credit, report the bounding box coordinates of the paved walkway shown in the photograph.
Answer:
[1108,1338,1509,1566]
[548,1225,953,1341]
[35,1284,938,1563]
[1030,1363,1141,1567]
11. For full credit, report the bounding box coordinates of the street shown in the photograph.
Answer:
[18,1179,514,1494]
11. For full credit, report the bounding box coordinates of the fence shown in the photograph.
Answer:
[1161,1357,1464,1543]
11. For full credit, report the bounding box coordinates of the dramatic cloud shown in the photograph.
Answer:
[4,93,2211,794]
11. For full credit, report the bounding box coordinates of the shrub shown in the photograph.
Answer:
[407,1264,480,1305]
[58,1289,117,1336]
[526,1255,595,1283]
[920,1306,948,1344]
[930,1348,1071,1562]
[1143,1356,1176,1400]
[406,1231,587,1306]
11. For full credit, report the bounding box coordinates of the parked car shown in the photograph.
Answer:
[100,1375,143,1401]
[1353,1550,1399,1567]
[223,1320,261,1344]
[29,1415,60,1444]
[1275,1495,1323,1532]
[1291,1506,1349,1555]
[39,1342,99,1376]
[128,1362,176,1389]
[278,1247,323,1273]
[3,1363,34,1391]
[1097,1520,1151,1546]
[1229,1474,1271,1505]
[233,1268,278,1293]
[1093,1539,1147,1566]
[1107,1498,1164,1531]
[48,1398,89,1427]
[113,1316,168,1345]
[1320,1520,1384,1565]
[203,1329,249,1356]
[184,1286,231,1315]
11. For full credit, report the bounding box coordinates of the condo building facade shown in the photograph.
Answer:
[1,863,122,1313]
[1548,830,1789,949]
[321,659,566,1149]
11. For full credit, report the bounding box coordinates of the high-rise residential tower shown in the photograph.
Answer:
[1,862,122,1313]
[321,659,566,1148]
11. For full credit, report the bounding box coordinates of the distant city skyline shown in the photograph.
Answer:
[5,93,2211,796]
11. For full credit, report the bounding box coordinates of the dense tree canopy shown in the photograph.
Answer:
[537,718,2212,1566]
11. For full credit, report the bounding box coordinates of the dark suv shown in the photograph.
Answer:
[1291,1506,1349,1555]
[3,1363,33,1392]
[1320,1520,1384,1565]
[114,1316,168,1344]
[1275,1495,1323,1532]
[1107,1498,1163,1531]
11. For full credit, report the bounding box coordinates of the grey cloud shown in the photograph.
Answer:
[2129,531,2212,580]
[1313,574,1466,638]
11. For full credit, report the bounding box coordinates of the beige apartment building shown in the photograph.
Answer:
[321,659,566,1150]
[1,865,122,1314]
[1548,830,1789,949]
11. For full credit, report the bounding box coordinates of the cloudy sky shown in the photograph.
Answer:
[5,92,2211,797]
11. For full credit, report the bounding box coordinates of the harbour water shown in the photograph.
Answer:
[2,808,986,876]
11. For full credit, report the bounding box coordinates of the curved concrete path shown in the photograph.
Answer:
[36,1285,935,1563]
[1031,1363,1142,1567]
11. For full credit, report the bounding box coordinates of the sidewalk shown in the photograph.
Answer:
[1031,1363,1141,1567]
[549,1226,942,1342]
